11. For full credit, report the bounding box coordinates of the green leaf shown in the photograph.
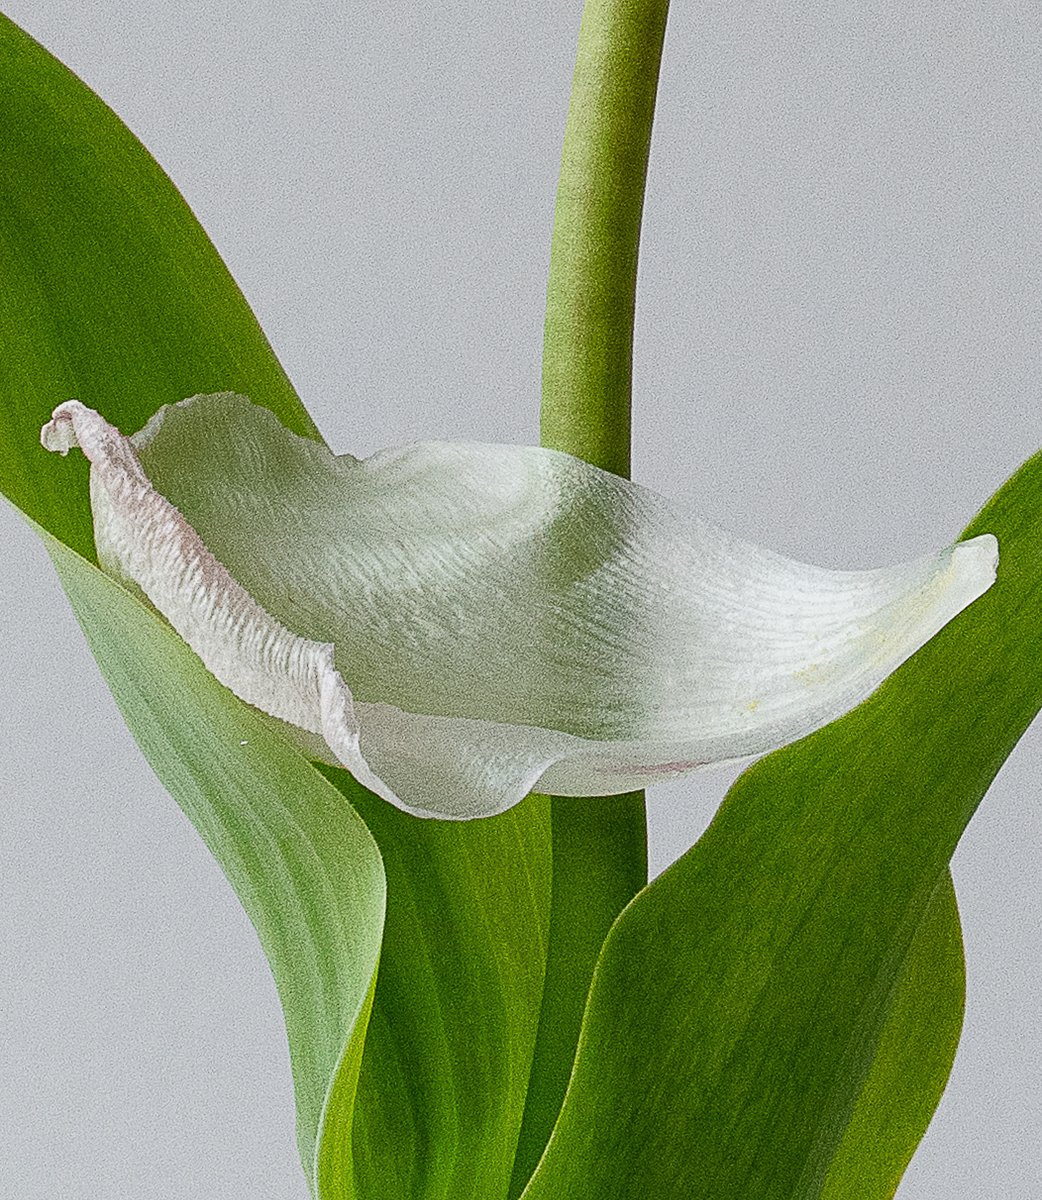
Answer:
[0,14,382,1187]
[0,14,318,557]
[40,525,385,1196]
[521,453,1042,1200]
[0,15,556,1198]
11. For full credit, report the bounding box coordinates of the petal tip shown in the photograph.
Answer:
[40,400,86,455]
[954,532,999,593]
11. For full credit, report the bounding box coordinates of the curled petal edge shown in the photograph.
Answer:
[42,401,390,801]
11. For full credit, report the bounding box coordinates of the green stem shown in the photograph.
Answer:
[540,0,669,473]
[510,2,669,1194]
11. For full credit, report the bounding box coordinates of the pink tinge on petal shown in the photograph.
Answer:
[40,400,383,795]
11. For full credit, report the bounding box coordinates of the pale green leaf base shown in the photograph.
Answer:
[41,527,384,1197]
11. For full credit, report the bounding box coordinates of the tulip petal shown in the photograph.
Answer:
[41,395,997,819]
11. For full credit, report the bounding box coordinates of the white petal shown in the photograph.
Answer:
[42,395,997,819]
[41,400,384,801]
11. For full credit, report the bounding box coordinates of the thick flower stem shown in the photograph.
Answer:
[511,1,669,1194]
[540,0,669,473]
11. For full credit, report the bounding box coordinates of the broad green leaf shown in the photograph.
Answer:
[0,14,380,1188]
[0,16,553,1198]
[40,524,385,1196]
[0,14,318,557]
[521,455,1042,1200]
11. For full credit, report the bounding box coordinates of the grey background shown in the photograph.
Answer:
[1,0,1041,1194]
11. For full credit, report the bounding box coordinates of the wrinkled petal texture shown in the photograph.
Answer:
[41,394,997,819]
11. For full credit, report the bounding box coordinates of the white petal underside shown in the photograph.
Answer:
[41,395,997,819]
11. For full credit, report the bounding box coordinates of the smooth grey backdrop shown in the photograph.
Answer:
[2,1,1041,1195]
